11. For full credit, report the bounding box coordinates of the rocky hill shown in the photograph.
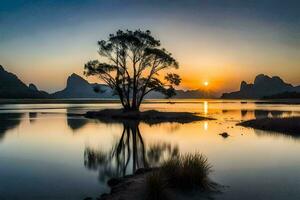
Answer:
[51,73,116,98]
[222,74,300,99]
[0,65,49,98]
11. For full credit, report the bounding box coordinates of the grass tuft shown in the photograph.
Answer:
[161,153,212,190]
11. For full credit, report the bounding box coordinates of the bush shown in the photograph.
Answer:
[161,153,212,190]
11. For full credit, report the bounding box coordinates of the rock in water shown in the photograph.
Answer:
[219,132,229,138]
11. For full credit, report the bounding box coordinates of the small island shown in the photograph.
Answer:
[82,30,217,199]
[85,109,213,124]
[81,30,215,125]
[238,117,300,136]
[97,153,220,200]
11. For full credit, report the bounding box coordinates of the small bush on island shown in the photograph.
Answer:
[145,153,214,200]
[161,153,213,190]
[99,153,218,200]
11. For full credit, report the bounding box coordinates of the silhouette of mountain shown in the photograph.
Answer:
[0,66,215,99]
[145,89,212,99]
[51,73,216,99]
[222,74,300,99]
[0,65,49,98]
[28,83,38,91]
[262,91,300,99]
[51,73,116,98]
[173,89,217,99]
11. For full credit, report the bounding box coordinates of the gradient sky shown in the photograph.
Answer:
[0,0,299,93]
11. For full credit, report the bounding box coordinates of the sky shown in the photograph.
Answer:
[0,0,299,94]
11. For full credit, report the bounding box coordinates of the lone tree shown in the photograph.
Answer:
[84,30,181,111]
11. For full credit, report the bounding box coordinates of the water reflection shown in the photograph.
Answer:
[1,102,300,200]
[253,128,300,140]
[239,109,293,120]
[66,108,91,131]
[0,113,23,141]
[67,115,90,131]
[29,112,37,123]
[84,121,179,182]
[254,110,270,119]
[204,121,208,131]
[241,110,247,118]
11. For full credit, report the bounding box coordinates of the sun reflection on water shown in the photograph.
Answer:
[203,121,208,131]
[204,101,208,115]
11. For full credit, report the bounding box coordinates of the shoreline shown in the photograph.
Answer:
[238,117,300,135]
[96,168,220,200]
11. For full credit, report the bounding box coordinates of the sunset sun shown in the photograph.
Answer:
[204,81,209,87]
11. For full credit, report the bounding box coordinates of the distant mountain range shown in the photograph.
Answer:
[222,74,300,99]
[0,65,214,99]
[0,65,49,98]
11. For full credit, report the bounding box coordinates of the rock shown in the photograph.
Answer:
[219,132,229,138]
[107,178,122,187]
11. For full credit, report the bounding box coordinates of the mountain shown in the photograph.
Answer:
[221,74,300,99]
[173,89,217,99]
[51,73,116,98]
[262,91,300,99]
[0,65,49,98]
[145,89,213,99]
[28,83,38,91]
[0,65,215,99]
[51,73,216,99]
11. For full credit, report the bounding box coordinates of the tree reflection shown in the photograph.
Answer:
[29,112,37,123]
[0,113,23,141]
[84,121,179,182]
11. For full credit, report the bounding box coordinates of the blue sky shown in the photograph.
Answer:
[0,0,299,93]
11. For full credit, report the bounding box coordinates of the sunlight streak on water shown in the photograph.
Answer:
[204,121,208,131]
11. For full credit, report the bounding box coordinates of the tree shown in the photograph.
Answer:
[84,30,181,111]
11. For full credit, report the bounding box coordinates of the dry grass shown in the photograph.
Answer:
[145,153,213,198]
[161,153,212,190]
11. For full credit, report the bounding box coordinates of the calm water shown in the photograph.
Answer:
[1,100,300,200]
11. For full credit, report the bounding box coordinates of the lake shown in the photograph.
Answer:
[1,100,300,200]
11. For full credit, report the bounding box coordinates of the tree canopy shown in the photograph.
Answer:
[84,29,181,111]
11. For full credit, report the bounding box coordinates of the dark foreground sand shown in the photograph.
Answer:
[97,169,220,200]
[238,117,300,135]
